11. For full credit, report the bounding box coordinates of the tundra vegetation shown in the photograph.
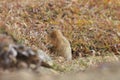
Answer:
[0,0,120,78]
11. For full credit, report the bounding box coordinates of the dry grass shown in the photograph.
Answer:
[0,0,120,72]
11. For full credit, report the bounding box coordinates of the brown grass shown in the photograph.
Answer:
[0,0,120,72]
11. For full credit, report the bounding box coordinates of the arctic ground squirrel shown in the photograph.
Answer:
[46,28,72,61]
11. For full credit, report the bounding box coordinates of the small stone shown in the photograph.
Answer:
[37,50,53,67]
[29,64,37,69]
[17,61,28,69]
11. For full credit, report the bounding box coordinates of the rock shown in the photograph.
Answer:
[8,44,18,57]
[0,43,40,69]
[37,50,53,67]
[0,44,17,68]
[0,33,54,70]
[17,61,28,69]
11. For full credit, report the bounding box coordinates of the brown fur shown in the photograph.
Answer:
[47,29,72,60]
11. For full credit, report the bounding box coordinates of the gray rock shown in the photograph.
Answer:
[37,50,53,67]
